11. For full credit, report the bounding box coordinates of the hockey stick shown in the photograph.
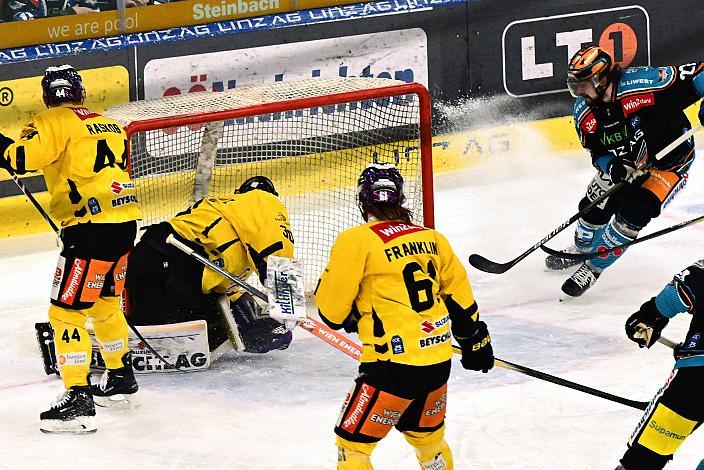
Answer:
[5,166,60,234]
[165,234,356,356]
[469,124,701,274]
[468,182,624,274]
[540,213,704,262]
[465,348,650,411]
[165,227,651,408]
[656,335,678,349]
[8,173,181,371]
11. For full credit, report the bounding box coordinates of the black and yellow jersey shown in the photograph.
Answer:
[3,105,141,227]
[315,219,478,366]
[168,190,294,296]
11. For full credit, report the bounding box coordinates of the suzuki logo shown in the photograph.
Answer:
[502,6,650,97]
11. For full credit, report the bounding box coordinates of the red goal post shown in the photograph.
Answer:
[106,77,434,291]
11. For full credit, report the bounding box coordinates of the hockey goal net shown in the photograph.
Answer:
[106,77,434,291]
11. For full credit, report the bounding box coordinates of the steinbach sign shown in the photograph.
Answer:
[502,6,650,97]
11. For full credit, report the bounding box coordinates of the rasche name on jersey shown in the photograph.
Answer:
[384,241,438,262]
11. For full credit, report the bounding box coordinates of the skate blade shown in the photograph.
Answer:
[94,394,137,409]
[40,416,97,434]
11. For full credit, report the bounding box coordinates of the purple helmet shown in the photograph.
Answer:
[42,65,85,107]
[357,163,404,205]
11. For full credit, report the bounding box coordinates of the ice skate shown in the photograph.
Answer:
[90,353,138,408]
[545,245,583,271]
[40,386,96,434]
[561,263,601,298]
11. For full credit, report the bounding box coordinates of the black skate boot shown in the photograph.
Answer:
[40,385,96,434]
[90,352,138,408]
[561,263,601,298]
[545,245,583,271]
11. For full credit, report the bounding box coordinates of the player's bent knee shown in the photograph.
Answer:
[617,188,662,228]
[403,426,454,470]
[336,436,375,470]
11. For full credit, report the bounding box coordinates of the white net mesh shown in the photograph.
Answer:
[106,77,431,292]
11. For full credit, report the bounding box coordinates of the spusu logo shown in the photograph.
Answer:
[502,6,650,97]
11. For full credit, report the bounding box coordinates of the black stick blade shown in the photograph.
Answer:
[468,254,514,274]
[540,245,586,260]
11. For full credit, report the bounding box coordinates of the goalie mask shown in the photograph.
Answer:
[357,163,405,206]
[236,175,278,197]
[42,65,85,108]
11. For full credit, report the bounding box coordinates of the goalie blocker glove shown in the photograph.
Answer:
[625,298,670,348]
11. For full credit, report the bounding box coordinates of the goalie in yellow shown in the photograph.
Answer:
[126,176,295,355]
[315,163,494,470]
[0,65,141,434]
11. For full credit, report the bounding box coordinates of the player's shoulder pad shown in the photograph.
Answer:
[617,65,676,97]
[573,97,589,121]
[572,98,597,136]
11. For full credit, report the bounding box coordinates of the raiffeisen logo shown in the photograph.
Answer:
[502,6,650,97]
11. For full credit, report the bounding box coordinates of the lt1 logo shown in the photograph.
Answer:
[502,6,650,97]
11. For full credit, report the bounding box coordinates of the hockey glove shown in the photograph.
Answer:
[625,298,670,348]
[608,158,647,184]
[231,292,292,353]
[699,100,704,126]
[340,305,361,333]
[455,321,494,373]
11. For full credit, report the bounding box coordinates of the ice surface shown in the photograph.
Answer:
[1,135,702,469]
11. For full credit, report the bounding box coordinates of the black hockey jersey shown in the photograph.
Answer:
[573,62,704,175]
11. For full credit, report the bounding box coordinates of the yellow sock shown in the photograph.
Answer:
[90,296,130,369]
[336,436,377,470]
[403,425,454,470]
[49,305,91,388]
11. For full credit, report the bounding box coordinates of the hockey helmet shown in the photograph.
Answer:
[42,65,85,108]
[567,46,612,98]
[236,175,278,196]
[357,163,405,205]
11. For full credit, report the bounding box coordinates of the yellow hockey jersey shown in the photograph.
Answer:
[315,220,479,366]
[168,190,294,296]
[3,105,141,227]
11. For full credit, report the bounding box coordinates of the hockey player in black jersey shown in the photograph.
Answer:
[617,259,704,469]
[545,46,704,297]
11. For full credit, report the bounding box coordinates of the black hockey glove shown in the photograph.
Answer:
[699,100,704,126]
[455,321,494,373]
[625,298,670,348]
[340,305,361,333]
[608,158,647,184]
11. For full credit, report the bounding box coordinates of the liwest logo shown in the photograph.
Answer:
[502,6,650,97]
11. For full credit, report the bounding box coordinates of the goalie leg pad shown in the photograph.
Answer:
[35,322,58,375]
